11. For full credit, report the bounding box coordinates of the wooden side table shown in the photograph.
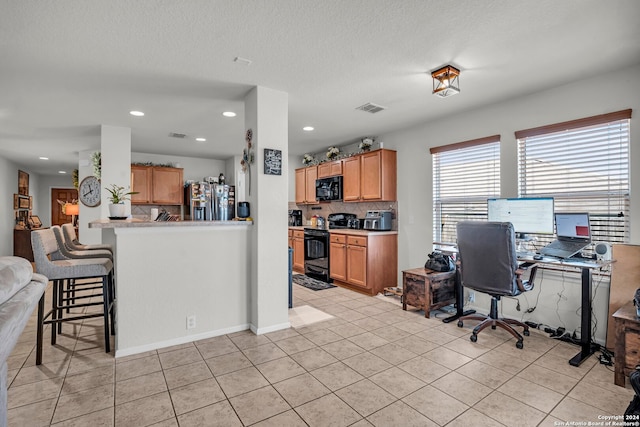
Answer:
[402,268,456,318]
[613,301,640,387]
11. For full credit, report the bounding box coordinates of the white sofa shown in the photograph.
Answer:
[0,256,47,426]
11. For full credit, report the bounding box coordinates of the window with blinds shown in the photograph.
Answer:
[431,136,501,243]
[516,109,631,248]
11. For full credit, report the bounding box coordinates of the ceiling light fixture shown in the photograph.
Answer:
[222,111,237,117]
[58,171,66,174]
[431,65,460,98]
[39,156,49,160]
[195,137,207,142]
[130,110,145,116]
[303,126,314,131]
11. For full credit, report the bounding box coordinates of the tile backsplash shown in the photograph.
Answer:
[131,204,182,220]
[288,200,399,230]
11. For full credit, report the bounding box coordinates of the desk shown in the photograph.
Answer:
[519,255,612,366]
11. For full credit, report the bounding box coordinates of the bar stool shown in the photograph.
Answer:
[52,225,114,314]
[61,223,113,253]
[31,228,114,364]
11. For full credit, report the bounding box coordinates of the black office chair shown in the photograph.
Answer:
[455,221,538,349]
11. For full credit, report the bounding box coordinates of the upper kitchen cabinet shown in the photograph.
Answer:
[343,149,396,202]
[131,165,184,205]
[295,166,319,205]
[131,165,152,204]
[317,160,342,178]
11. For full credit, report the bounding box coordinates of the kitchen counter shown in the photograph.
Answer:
[91,219,254,357]
[91,218,252,229]
[288,226,397,236]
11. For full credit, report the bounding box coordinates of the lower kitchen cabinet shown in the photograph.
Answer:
[329,231,397,296]
[291,229,305,273]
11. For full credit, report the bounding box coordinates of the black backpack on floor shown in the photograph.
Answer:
[625,369,640,416]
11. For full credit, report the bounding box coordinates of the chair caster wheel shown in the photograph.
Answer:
[457,320,464,328]
[470,334,478,342]
[516,340,524,349]
[523,329,530,336]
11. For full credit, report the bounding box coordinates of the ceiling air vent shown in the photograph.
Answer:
[356,102,386,114]
[168,132,188,139]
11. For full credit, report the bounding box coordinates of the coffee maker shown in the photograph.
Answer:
[288,210,302,226]
[185,182,213,221]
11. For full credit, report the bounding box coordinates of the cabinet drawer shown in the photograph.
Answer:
[330,234,347,244]
[625,330,640,369]
[293,230,305,239]
[347,236,367,247]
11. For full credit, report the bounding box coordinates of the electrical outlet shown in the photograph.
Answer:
[468,291,475,303]
[186,315,196,330]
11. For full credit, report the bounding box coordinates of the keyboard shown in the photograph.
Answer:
[544,240,587,252]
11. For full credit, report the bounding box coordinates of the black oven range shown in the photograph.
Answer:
[304,228,330,283]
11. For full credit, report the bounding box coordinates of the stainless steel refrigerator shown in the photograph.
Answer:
[185,182,213,221]
[213,184,234,220]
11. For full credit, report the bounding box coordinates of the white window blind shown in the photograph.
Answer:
[432,136,500,243]
[516,109,631,247]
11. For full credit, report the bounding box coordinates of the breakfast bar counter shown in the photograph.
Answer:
[89,219,254,357]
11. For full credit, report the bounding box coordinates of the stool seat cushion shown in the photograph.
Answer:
[39,258,113,281]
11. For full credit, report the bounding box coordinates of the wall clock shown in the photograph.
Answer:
[79,175,101,207]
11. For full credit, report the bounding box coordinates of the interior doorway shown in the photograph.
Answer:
[51,188,78,227]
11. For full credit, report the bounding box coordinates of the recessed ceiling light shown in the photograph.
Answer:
[58,171,66,174]
[39,156,49,160]
[303,126,314,132]
[195,137,207,142]
[222,111,237,117]
[130,110,145,116]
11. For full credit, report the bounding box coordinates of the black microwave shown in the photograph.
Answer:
[316,176,343,201]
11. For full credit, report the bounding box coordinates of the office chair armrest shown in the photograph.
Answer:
[516,264,538,292]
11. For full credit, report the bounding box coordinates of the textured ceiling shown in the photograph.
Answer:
[1,0,639,176]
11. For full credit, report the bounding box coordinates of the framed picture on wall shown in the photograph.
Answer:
[18,170,29,196]
[18,196,30,209]
[13,194,19,209]
[264,148,282,175]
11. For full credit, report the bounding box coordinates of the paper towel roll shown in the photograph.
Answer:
[150,208,159,221]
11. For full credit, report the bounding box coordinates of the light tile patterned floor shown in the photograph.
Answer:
[6,281,634,426]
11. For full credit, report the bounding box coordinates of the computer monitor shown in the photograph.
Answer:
[487,197,555,238]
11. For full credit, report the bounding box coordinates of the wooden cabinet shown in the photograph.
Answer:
[329,234,347,282]
[318,160,342,178]
[343,149,396,202]
[13,229,35,262]
[613,302,640,387]
[131,165,152,204]
[329,231,397,295]
[295,166,318,204]
[402,268,456,318]
[291,229,305,272]
[131,165,183,205]
[346,236,367,288]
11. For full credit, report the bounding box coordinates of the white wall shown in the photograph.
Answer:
[131,152,227,183]
[377,63,640,344]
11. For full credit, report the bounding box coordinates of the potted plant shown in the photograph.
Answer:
[326,146,340,160]
[302,153,314,165]
[359,137,374,152]
[105,184,138,218]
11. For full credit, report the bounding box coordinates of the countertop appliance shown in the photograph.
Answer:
[238,201,250,219]
[328,213,358,229]
[363,210,393,231]
[213,184,233,220]
[316,215,326,229]
[304,227,331,283]
[316,176,343,202]
[185,182,213,221]
[288,209,302,226]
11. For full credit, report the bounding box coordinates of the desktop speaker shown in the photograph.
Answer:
[594,242,612,261]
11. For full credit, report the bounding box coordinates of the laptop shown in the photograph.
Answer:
[539,213,592,259]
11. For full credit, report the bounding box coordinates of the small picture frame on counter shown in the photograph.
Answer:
[264,148,282,175]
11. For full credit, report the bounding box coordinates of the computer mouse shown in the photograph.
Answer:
[533,254,543,260]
